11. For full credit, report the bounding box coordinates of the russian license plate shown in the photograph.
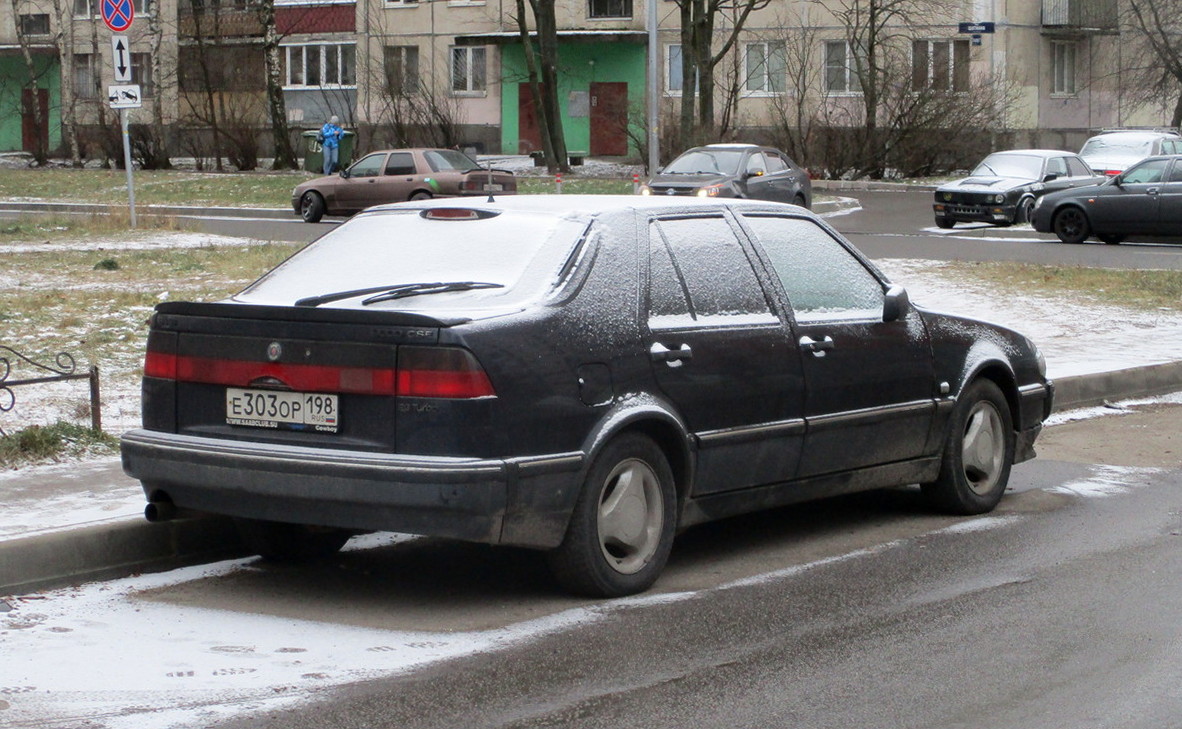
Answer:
[226,388,339,432]
[482,183,504,192]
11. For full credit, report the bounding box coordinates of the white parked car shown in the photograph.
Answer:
[1078,129,1182,176]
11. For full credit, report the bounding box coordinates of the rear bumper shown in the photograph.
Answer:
[120,429,584,549]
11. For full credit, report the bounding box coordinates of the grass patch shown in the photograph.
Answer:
[950,261,1182,311]
[517,176,633,195]
[0,212,190,243]
[0,421,120,468]
[0,168,312,207]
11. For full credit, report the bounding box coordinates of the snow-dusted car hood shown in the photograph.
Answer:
[936,176,1031,194]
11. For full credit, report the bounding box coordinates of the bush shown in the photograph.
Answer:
[0,422,119,468]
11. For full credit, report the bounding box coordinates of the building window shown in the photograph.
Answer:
[744,41,786,94]
[19,14,50,35]
[667,44,682,93]
[283,44,356,88]
[73,54,100,99]
[1051,40,1077,95]
[131,53,154,97]
[912,39,970,92]
[451,46,486,93]
[589,0,630,19]
[75,0,150,15]
[383,45,420,96]
[825,40,860,93]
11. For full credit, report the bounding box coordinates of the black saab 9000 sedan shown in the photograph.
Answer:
[121,196,1052,597]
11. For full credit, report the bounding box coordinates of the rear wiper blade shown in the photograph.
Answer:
[362,281,504,305]
[295,281,503,308]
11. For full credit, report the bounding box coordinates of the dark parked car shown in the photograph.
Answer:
[640,143,812,208]
[292,148,516,223]
[1031,154,1182,245]
[121,196,1052,597]
[1078,128,1182,176]
[933,150,1104,228]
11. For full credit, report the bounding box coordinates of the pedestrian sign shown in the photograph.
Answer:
[101,0,134,32]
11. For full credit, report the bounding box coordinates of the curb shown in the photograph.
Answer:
[0,200,294,221]
[1051,360,1182,411]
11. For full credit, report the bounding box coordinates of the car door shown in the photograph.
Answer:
[645,214,806,495]
[740,151,777,201]
[1157,158,1182,231]
[335,152,388,212]
[1090,158,1169,233]
[737,212,937,477]
[374,151,419,202]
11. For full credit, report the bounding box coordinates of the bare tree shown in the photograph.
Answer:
[672,0,770,145]
[809,0,942,177]
[10,0,50,163]
[512,0,568,172]
[1122,0,1182,126]
[252,0,297,169]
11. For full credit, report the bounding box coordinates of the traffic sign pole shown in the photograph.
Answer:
[120,108,136,228]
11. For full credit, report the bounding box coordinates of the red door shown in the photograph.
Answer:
[517,83,543,155]
[590,82,628,157]
[21,88,49,154]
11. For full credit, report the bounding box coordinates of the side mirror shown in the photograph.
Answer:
[746,169,765,179]
[339,168,350,179]
[1043,173,1059,182]
[883,285,910,323]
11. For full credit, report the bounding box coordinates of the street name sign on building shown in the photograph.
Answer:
[100,0,134,32]
[958,21,995,34]
[108,84,142,109]
[110,35,131,82]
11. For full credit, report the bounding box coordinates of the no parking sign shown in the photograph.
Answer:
[100,0,134,32]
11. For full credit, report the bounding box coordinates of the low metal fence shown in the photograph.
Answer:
[0,346,101,436]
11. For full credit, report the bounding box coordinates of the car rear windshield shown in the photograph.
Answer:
[234,209,590,312]
[1080,136,1156,157]
[972,153,1043,179]
[424,149,480,172]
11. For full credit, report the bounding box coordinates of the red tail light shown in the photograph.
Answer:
[397,346,495,398]
[143,345,494,399]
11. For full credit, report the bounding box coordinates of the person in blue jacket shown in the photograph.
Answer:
[319,115,343,175]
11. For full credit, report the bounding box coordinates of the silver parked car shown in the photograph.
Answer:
[1078,129,1182,177]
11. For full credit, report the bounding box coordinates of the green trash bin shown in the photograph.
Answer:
[301,129,356,174]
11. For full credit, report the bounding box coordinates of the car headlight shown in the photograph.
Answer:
[994,194,1005,204]
[697,184,725,197]
[639,185,653,196]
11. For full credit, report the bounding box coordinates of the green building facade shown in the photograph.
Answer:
[0,54,62,153]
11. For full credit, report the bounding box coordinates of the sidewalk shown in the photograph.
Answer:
[2,360,1181,596]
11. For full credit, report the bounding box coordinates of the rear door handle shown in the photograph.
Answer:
[800,335,835,356]
[650,342,693,366]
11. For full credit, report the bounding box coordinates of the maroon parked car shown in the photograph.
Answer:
[292,148,517,223]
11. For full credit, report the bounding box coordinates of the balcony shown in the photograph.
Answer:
[1042,0,1119,35]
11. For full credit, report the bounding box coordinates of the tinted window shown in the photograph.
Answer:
[1123,159,1169,184]
[1066,156,1091,177]
[650,217,771,324]
[385,152,416,176]
[648,235,692,322]
[742,215,884,321]
[349,153,385,178]
[765,153,787,173]
[1047,157,1068,178]
[424,149,480,172]
[1168,161,1182,183]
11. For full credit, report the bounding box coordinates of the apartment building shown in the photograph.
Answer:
[0,0,1165,161]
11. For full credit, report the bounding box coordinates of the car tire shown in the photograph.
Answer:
[410,191,433,201]
[299,192,325,223]
[1099,234,1125,245]
[935,217,955,229]
[234,518,351,562]
[1052,206,1090,244]
[1015,197,1035,225]
[921,379,1014,516]
[546,433,677,597]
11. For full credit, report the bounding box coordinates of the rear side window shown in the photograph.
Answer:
[385,152,416,176]
[1168,161,1182,183]
[742,215,884,322]
[649,216,772,326]
[1066,156,1091,176]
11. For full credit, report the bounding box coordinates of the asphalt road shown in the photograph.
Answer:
[189,189,1182,270]
[200,404,1182,729]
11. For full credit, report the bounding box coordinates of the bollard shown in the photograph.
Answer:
[556,173,563,194]
[633,173,640,194]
